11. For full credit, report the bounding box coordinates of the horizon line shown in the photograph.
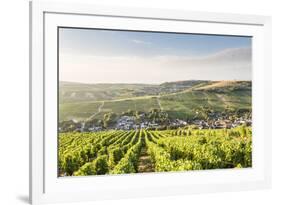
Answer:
[59,79,252,85]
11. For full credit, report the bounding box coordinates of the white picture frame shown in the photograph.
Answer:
[29,1,272,204]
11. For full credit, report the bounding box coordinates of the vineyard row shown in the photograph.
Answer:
[58,126,252,176]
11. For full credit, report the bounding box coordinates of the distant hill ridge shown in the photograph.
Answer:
[194,81,251,91]
[60,80,209,86]
[60,80,250,86]
[59,80,251,103]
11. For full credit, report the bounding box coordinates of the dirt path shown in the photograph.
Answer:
[86,101,104,121]
[157,96,163,111]
[137,146,154,173]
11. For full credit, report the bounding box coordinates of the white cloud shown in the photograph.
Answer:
[60,47,251,84]
[202,47,251,62]
[158,47,251,64]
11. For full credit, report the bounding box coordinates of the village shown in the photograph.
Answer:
[59,110,252,133]
[111,115,251,131]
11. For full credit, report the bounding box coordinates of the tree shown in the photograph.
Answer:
[103,112,117,128]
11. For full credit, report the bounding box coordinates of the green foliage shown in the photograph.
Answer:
[111,131,143,174]
[108,148,123,168]
[94,155,109,175]
[73,162,95,176]
[150,126,252,170]
[60,153,82,176]
[74,155,109,176]
[59,126,252,176]
[103,112,117,128]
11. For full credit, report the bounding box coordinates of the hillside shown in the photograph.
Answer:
[194,81,251,92]
[59,80,207,103]
[59,80,251,121]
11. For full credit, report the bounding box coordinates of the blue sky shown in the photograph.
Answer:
[59,28,252,83]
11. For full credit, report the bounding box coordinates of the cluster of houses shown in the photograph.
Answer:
[116,116,136,130]
[191,117,252,130]
[88,126,102,132]
[113,115,252,131]
[116,116,160,130]
[59,113,252,133]
[171,119,187,127]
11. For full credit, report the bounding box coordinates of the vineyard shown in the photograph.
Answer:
[58,126,252,176]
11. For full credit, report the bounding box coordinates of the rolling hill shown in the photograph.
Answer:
[59,80,251,121]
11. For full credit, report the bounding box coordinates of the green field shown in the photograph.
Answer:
[58,126,252,176]
[59,101,103,121]
[159,89,251,119]
[59,80,251,121]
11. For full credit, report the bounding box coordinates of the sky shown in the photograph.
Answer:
[59,28,252,84]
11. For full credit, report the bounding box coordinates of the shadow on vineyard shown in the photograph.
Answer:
[58,126,252,177]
